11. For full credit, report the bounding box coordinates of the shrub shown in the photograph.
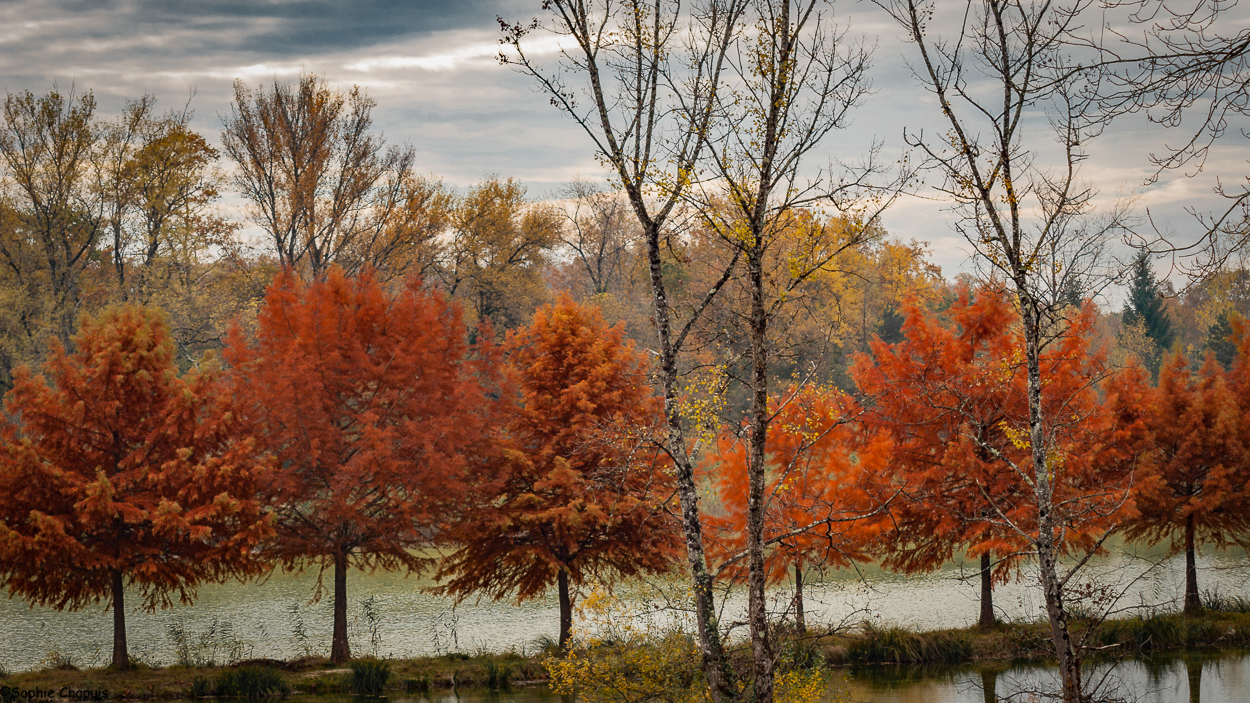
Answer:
[403,675,430,692]
[848,623,972,664]
[346,659,391,695]
[485,660,513,690]
[545,587,704,703]
[214,667,289,698]
[189,677,212,698]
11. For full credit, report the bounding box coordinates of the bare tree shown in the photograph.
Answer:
[875,0,1131,700]
[222,74,444,280]
[683,1,901,699]
[96,95,228,301]
[1086,0,1250,276]
[441,177,561,330]
[0,87,104,344]
[557,178,639,297]
[498,2,750,697]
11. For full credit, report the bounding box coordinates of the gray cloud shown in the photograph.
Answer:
[0,0,1245,291]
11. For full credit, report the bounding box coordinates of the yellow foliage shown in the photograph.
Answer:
[545,585,704,703]
[773,668,842,703]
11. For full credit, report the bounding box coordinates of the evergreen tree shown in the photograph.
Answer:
[1122,249,1175,374]
[1205,311,1239,369]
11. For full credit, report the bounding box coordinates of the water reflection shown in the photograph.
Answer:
[290,652,1250,703]
[841,650,1250,702]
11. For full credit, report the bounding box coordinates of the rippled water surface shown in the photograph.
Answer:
[278,651,1250,703]
[2,548,1247,675]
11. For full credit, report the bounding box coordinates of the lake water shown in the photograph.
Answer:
[1,547,1247,677]
[290,651,1250,703]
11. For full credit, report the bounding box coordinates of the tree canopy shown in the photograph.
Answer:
[0,306,272,669]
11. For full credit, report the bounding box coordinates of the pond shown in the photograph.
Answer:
[1,546,1247,675]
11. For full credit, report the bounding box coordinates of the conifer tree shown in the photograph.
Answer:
[226,267,494,663]
[1122,249,1175,374]
[1205,311,1239,369]
[1118,351,1250,616]
[434,296,676,650]
[0,307,272,670]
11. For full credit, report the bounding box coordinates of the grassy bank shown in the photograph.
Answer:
[0,650,549,701]
[810,608,1250,666]
[4,609,1250,699]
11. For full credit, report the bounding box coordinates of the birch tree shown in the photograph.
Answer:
[498,3,749,696]
[874,0,1131,699]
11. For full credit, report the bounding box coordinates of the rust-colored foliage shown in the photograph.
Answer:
[854,286,1131,626]
[226,267,494,663]
[434,296,677,649]
[0,306,272,670]
[1118,348,1250,615]
[703,384,891,633]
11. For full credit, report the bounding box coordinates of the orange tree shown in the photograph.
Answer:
[434,296,678,649]
[226,267,495,663]
[1118,350,1250,616]
[854,286,1132,628]
[0,307,272,670]
[703,383,891,635]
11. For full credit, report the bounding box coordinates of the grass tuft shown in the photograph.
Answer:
[213,666,289,698]
[346,658,391,695]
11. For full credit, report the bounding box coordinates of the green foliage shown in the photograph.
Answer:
[848,623,972,664]
[189,677,213,698]
[1092,610,1250,652]
[1122,248,1175,375]
[1096,612,1185,651]
[485,659,513,690]
[1203,589,1250,613]
[346,658,391,695]
[403,675,431,692]
[213,667,289,699]
[1204,311,1239,368]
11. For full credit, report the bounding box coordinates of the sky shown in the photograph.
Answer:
[0,0,1245,297]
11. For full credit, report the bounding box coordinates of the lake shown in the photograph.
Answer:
[1,546,1247,680]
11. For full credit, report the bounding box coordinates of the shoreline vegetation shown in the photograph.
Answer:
[5,605,1250,701]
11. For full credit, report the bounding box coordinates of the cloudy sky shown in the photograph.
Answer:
[1,0,1245,290]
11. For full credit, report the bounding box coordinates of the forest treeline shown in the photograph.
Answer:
[1,81,1244,394]
[2,74,1250,686]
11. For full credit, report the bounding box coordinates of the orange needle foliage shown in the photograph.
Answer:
[854,286,1132,627]
[1117,350,1250,615]
[434,296,678,649]
[703,384,891,634]
[226,267,495,663]
[0,307,272,670]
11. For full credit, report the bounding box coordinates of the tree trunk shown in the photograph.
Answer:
[746,247,774,703]
[1022,303,1082,703]
[331,552,351,663]
[1184,514,1202,616]
[794,563,806,636]
[643,219,735,702]
[979,551,995,628]
[558,568,573,650]
[111,570,129,670]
